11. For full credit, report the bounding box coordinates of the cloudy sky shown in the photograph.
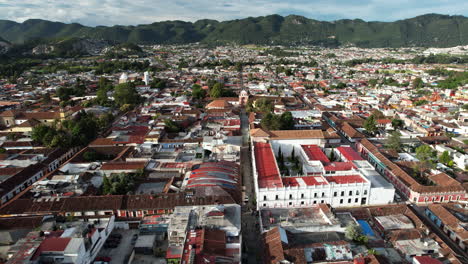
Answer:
[0,0,466,26]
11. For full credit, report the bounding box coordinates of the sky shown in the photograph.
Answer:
[0,0,466,27]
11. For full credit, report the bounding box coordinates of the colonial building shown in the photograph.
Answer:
[251,129,394,209]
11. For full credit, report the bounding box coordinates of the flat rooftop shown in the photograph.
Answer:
[374,214,415,230]
[260,206,338,230]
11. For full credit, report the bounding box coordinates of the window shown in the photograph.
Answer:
[348,198,351,203]
[275,195,279,200]
[364,190,368,195]
[355,198,359,203]
[424,197,428,202]
[341,191,344,196]
[263,203,266,207]
[263,195,267,201]
[334,192,337,197]
[457,196,460,200]
[321,200,324,204]
[302,193,305,198]
[313,193,317,198]
[301,201,305,205]
[356,190,360,195]
[340,199,343,204]
[289,202,292,206]
[349,190,353,196]
[322,192,325,197]
[313,200,317,204]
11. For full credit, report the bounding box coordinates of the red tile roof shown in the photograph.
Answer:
[413,256,443,264]
[32,237,71,260]
[301,145,330,163]
[324,162,356,171]
[100,161,146,171]
[325,175,366,184]
[282,176,328,187]
[337,146,364,161]
[254,142,283,188]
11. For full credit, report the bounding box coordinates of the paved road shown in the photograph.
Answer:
[409,204,468,262]
[239,110,262,264]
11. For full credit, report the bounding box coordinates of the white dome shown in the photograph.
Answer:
[119,73,128,80]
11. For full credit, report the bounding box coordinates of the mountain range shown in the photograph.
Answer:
[0,14,467,48]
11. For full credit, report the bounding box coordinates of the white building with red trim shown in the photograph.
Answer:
[251,129,394,209]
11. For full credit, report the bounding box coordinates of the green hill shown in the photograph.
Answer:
[0,14,467,47]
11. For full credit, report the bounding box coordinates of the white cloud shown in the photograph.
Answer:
[0,0,466,26]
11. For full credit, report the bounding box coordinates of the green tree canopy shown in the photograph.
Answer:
[345,223,363,241]
[386,130,403,152]
[209,82,224,98]
[114,82,140,106]
[391,118,404,129]
[439,151,452,165]
[164,119,181,133]
[414,144,437,177]
[412,77,424,89]
[192,84,206,99]
[279,112,295,130]
[364,114,378,135]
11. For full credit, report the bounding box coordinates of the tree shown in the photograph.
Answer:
[279,112,295,130]
[415,145,436,177]
[102,176,112,194]
[329,148,336,161]
[114,82,140,106]
[291,147,296,161]
[260,113,281,130]
[386,131,403,152]
[83,150,99,161]
[414,100,428,106]
[164,119,181,133]
[278,146,284,165]
[192,84,206,99]
[416,145,436,162]
[96,86,109,105]
[412,77,424,89]
[364,115,378,135]
[209,82,224,98]
[254,98,274,113]
[391,118,404,130]
[439,151,452,165]
[43,93,52,104]
[368,79,378,87]
[31,124,53,144]
[56,87,71,101]
[345,223,363,241]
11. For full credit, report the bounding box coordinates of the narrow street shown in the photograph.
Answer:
[240,110,262,263]
[409,204,468,262]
